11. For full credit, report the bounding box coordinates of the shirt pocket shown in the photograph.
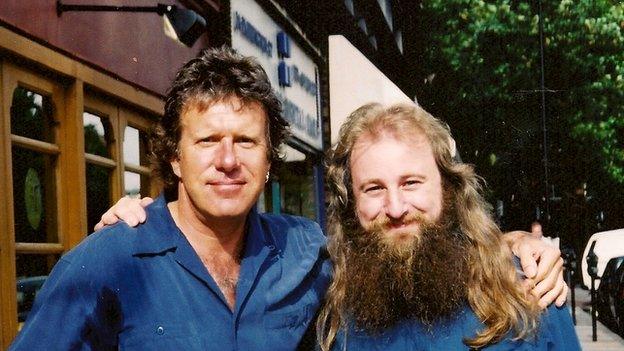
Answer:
[263,301,316,330]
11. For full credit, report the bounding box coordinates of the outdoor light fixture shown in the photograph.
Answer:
[56,1,207,47]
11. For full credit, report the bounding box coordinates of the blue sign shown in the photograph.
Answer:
[234,12,273,57]
[277,31,291,58]
[231,1,322,150]
[291,65,317,96]
[278,61,291,87]
[281,96,320,140]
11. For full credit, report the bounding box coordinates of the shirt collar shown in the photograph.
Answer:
[131,195,276,256]
[243,205,277,258]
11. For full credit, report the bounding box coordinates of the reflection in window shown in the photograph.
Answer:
[11,87,55,143]
[124,125,150,197]
[377,0,393,31]
[345,0,355,16]
[83,112,111,157]
[16,254,59,328]
[84,111,113,232]
[124,171,142,198]
[86,164,112,232]
[278,147,316,220]
[124,126,148,166]
[280,163,316,220]
[12,146,58,243]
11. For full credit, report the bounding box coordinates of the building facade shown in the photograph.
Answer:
[0,0,222,345]
[0,0,415,347]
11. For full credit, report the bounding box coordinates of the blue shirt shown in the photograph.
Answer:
[333,303,581,350]
[10,195,332,350]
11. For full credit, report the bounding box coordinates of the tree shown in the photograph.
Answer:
[415,0,624,240]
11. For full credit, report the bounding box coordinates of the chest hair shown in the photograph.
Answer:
[199,253,241,310]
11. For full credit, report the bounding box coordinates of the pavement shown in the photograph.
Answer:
[571,286,624,350]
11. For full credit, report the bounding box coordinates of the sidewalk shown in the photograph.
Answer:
[571,287,624,350]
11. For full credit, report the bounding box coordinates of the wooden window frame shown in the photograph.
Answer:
[0,63,69,341]
[122,107,158,198]
[0,62,161,347]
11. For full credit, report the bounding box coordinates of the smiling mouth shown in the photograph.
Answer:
[211,182,245,186]
[207,180,246,192]
[387,221,418,230]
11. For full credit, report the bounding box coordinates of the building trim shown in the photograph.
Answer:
[0,24,164,115]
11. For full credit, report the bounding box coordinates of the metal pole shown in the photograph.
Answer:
[564,264,577,325]
[537,0,550,223]
[590,277,597,341]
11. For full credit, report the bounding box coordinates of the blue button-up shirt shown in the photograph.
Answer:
[11,195,332,350]
[334,303,581,350]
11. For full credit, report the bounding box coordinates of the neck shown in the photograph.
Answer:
[168,194,247,257]
[168,193,247,310]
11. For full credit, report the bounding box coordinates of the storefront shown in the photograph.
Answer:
[230,0,326,226]
[0,2,220,346]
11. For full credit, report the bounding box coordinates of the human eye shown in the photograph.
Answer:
[198,136,219,146]
[403,179,422,188]
[363,185,383,194]
[236,136,257,148]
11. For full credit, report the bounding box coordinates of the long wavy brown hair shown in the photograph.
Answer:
[317,102,539,350]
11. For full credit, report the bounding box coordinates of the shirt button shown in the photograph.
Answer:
[268,245,276,251]
[156,326,164,335]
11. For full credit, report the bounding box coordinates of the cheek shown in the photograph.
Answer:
[239,151,270,181]
[355,197,383,226]
[409,189,443,220]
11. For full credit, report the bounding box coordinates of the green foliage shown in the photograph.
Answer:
[420,0,624,185]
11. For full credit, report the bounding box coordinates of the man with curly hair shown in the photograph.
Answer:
[11,47,331,350]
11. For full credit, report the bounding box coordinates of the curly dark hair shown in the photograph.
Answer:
[150,46,289,196]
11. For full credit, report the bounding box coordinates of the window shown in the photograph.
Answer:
[269,145,318,221]
[344,0,355,16]
[377,0,393,31]
[3,64,65,334]
[1,65,159,341]
[83,97,117,233]
[122,108,154,198]
[11,87,59,244]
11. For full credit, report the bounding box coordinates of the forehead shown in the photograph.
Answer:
[349,131,439,182]
[180,96,267,132]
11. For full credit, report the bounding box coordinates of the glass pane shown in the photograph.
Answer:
[86,163,112,233]
[16,254,59,329]
[83,112,111,157]
[12,146,58,243]
[124,171,141,198]
[124,126,148,166]
[279,161,316,220]
[11,86,55,143]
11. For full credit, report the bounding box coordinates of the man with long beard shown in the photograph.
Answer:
[317,102,580,350]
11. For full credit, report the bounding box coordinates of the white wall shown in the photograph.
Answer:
[328,35,412,145]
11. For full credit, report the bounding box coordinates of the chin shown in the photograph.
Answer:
[383,231,420,250]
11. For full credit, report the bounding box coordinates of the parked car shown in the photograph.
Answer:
[614,263,624,337]
[581,228,624,289]
[16,275,47,330]
[595,256,624,331]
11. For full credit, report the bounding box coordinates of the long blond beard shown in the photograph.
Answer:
[343,205,470,331]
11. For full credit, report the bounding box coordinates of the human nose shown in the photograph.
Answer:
[214,139,239,172]
[384,188,408,220]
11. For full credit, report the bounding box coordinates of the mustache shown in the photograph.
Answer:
[366,210,430,232]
